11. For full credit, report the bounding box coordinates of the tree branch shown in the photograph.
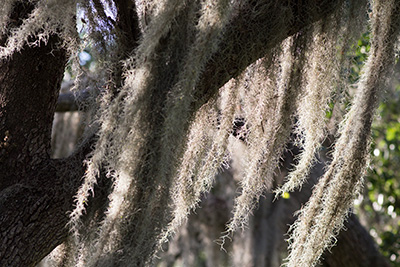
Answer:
[194,0,344,109]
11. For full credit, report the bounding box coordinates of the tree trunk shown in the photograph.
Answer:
[0,2,69,264]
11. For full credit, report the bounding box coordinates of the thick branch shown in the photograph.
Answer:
[195,0,344,109]
[0,35,67,191]
[0,32,69,267]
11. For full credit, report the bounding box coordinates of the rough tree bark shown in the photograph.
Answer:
[0,1,389,266]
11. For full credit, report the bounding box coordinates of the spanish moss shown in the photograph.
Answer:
[2,0,399,266]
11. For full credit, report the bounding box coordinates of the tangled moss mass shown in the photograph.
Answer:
[2,0,400,266]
